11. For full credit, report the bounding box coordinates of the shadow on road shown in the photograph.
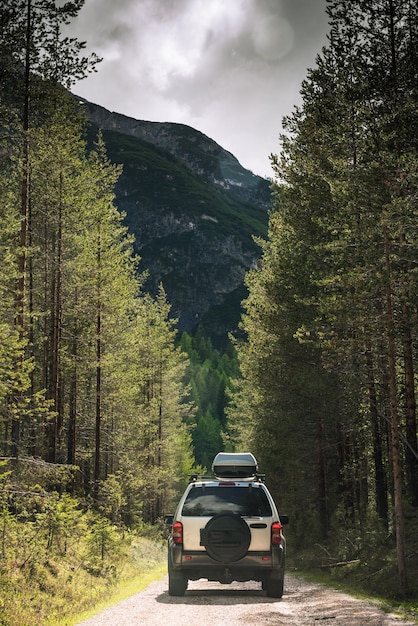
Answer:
[156,586,284,605]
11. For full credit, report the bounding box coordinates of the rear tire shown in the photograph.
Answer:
[168,571,187,596]
[168,551,187,596]
[265,575,284,598]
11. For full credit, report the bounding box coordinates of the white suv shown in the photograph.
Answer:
[165,453,288,597]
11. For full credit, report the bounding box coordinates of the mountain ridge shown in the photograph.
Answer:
[78,95,271,207]
[80,98,272,344]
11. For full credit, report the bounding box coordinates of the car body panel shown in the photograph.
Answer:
[177,481,276,552]
[181,514,274,551]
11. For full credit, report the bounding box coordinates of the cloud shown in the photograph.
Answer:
[68,0,329,177]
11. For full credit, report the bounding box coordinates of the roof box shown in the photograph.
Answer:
[212,452,258,479]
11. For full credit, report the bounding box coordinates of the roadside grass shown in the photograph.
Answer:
[288,560,418,624]
[0,534,166,626]
[50,536,167,626]
[56,559,167,626]
[285,506,418,624]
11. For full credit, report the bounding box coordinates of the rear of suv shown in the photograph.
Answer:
[166,452,288,597]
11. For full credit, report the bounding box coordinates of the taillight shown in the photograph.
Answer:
[271,522,283,545]
[172,521,183,545]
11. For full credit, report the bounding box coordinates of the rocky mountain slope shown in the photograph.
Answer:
[81,98,272,344]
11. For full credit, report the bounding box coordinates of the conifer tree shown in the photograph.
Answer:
[111,289,195,524]
[0,0,100,458]
[230,0,417,595]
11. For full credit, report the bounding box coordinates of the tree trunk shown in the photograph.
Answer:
[401,297,418,507]
[12,0,32,460]
[28,196,36,457]
[365,341,388,525]
[55,177,64,448]
[94,232,102,503]
[47,226,57,463]
[94,324,101,502]
[384,227,407,596]
[67,335,77,467]
[316,413,328,539]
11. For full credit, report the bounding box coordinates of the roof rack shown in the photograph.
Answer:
[188,474,213,483]
[188,472,266,484]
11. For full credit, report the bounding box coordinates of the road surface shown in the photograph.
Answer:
[76,574,417,626]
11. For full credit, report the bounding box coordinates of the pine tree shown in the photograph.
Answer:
[112,289,195,524]
[229,0,418,595]
[0,0,100,459]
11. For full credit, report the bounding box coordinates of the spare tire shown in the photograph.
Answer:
[200,514,251,562]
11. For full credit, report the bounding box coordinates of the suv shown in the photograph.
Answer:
[165,452,288,597]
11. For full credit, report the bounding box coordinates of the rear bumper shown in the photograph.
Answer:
[169,542,285,583]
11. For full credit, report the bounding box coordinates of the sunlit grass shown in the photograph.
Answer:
[0,532,166,626]
[55,562,167,626]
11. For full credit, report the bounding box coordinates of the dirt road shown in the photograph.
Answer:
[76,574,417,626]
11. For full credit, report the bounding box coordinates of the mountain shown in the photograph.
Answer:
[80,98,272,345]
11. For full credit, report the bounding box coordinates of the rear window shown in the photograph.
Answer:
[181,485,272,517]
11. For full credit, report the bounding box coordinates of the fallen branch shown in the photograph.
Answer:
[320,559,360,570]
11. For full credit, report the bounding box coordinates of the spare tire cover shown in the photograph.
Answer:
[200,514,251,562]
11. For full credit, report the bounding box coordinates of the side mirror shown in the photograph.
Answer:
[279,515,289,525]
[164,514,174,526]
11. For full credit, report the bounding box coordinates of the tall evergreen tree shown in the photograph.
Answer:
[112,289,195,525]
[0,0,100,458]
[229,0,417,596]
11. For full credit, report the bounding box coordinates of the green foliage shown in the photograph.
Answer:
[34,493,87,555]
[293,508,418,605]
[0,0,101,92]
[228,0,418,598]
[97,474,126,525]
[180,332,240,468]
[85,516,122,575]
[0,1,197,536]
[0,489,165,626]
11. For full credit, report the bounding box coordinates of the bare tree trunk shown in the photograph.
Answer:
[401,297,418,507]
[94,313,101,502]
[28,196,36,456]
[12,0,32,460]
[67,362,77,467]
[365,341,388,525]
[67,286,78,467]
[94,232,102,503]
[48,175,64,461]
[316,413,328,539]
[337,424,355,523]
[47,225,57,463]
[67,313,78,470]
[384,227,407,596]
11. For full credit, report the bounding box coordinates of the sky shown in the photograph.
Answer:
[68,0,330,179]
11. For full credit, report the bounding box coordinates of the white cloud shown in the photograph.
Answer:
[68,0,329,178]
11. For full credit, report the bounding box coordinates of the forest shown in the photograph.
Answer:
[0,0,417,623]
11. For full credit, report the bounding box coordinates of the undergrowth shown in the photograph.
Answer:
[0,495,166,626]
[287,506,418,624]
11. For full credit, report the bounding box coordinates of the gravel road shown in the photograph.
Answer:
[76,574,417,626]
